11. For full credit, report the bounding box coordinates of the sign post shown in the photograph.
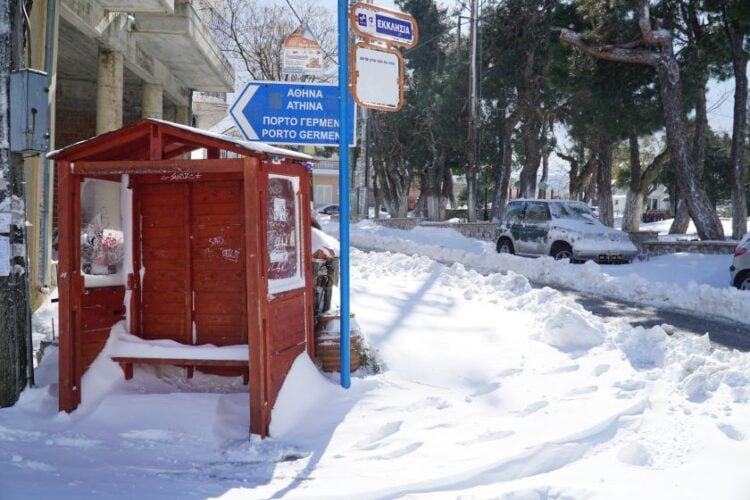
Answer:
[350,43,404,111]
[350,2,419,48]
[338,0,351,389]
[229,81,355,147]
[336,1,417,389]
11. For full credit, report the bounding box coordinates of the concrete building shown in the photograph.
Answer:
[22,0,234,309]
[612,186,671,217]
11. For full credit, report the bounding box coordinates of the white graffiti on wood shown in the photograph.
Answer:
[160,172,203,182]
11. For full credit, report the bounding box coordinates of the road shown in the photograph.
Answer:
[550,285,750,352]
[357,247,750,352]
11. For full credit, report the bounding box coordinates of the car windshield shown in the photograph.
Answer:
[549,202,596,221]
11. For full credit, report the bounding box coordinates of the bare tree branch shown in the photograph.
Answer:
[559,29,659,67]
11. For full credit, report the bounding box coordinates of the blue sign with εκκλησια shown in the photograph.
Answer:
[229,81,356,147]
[375,14,413,41]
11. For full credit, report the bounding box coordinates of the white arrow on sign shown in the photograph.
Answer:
[228,84,259,140]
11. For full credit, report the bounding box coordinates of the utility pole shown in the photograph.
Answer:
[466,0,478,222]
[0,0,33,408]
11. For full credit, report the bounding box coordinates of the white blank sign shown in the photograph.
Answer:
[352,45,402,110]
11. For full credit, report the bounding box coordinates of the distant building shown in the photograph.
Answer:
[612,186,671,217]
[22,0,234,309]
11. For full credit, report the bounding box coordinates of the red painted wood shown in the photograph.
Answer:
[268,344,305,411]
[73,160,241,177]
[149,123,162,160]
[130,178,142,336]
[57,161,77,412]
[299,169,315,357]
[267,292,306,354]
[259,160,315,426]
[138,183,190,343]
[244,157,266,437]
[51,120,314,438]
[111,357,249,367]
[191,180,246,347]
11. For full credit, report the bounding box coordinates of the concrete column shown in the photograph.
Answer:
[142,83,163,119]
[175,104,190,126]
[96,48,123,134]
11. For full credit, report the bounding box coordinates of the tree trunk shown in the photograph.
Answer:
[424,141,445,221]
[670,72,709,235]
[655,60,724,240]
[621,126,643,232]
[669,191,691,234]
[559,1,724,240]
[519,114,542,198]
[597,132,614,227]
[729,54,749,239]
[565,153,580,200]
[373,155,411,219]
[0,0,31,408]
[465,166,476,221]
[538,151,549,199]
[490,119,513,221]
[584,175,597,205]
[442,165,455,209]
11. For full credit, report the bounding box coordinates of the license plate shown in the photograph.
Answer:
[599,254,623,261]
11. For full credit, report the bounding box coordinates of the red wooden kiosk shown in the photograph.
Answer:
[49,119,315,437]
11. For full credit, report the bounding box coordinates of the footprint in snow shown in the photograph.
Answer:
[496,368,522,377]
[547,364,579,374]
[470,381,502,398]
[617,442,653,466]
[593,364,610,376]
[717,423,746,441]
[354,421,402,450]
[458,429,515,446]
[518,400,549,416]
[373,442,423,460]
[613,379,645,391]
[565,385,598,397]
[407,397,451,411]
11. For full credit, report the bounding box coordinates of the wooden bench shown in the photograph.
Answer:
[111,356,249,384]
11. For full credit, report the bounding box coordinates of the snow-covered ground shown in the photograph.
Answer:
[1,219,750,499]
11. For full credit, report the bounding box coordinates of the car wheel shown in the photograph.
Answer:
[735,271,750,291]
[550,242,573,261]
[496,238,515,255]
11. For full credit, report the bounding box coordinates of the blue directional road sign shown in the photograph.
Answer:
[350,2,419,48]
[229,81,356,147]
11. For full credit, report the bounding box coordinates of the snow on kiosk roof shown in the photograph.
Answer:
[49,119,316,438]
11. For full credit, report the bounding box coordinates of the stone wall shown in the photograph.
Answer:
[372,219,740,256]
[640,240,738,257]
[418,221,497,241]
[371,218,424,230]
[373,218,495,240]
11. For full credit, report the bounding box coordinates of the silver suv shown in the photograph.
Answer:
[730,236,750,290]
[495,199,638,263]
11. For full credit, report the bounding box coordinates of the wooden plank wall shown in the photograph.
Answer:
[191,180,247,346]
[138,183,191,342]
[78,286,126,378]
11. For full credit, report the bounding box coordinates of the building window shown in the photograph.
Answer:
[80,179,124,279]
[267,174,304,294]
[315,184,333,205]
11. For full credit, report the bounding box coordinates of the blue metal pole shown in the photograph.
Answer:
[337,0,351,388]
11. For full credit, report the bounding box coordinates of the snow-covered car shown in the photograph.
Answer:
[730,235,750,290]
[316,203,339,215]
[495,199,638,263]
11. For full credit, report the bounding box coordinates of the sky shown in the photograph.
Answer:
[2,216,750,498]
